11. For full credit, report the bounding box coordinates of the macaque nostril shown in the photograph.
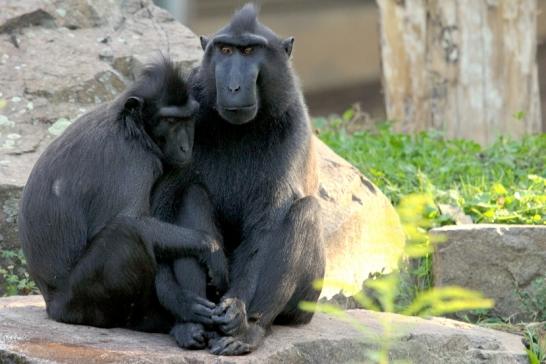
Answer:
[229,85,241,93]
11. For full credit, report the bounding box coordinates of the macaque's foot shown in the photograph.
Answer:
[209,336,251,355]
[171,322,207,349]
[211,297,248,336]
[208,323,265,356]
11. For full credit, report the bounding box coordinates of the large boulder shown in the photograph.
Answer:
[0,0,405,296]
[432,225,546,322]
[316,140,404,297]
[0,295,528,363]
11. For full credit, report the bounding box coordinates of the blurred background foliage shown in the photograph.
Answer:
[315,109,546,227]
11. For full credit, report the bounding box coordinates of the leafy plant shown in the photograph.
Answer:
[524,325,546,364]
[0,249,38,296]
[518,278,546,322]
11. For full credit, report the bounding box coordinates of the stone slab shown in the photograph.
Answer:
[0,295,528,364]
[432,224,546,322]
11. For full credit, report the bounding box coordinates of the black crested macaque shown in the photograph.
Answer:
[18,58,227,331]
[152,4,325,355]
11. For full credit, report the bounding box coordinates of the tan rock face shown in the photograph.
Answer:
[316,140,405,298]
[0,295,528,363]
[432,225,546,322]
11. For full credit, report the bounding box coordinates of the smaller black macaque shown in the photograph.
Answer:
[18,58,227,332]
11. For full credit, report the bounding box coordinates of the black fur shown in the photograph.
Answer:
[154,184,226,349]
[152,4,325,355]
[18,58,227,331]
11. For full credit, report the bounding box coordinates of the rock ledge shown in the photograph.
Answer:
[0,295,527,364]
[432,224,546,322]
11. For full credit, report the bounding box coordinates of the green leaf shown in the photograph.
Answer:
[402,286,494,316]
[513,111,526,121]
[491,183,507,195]
[342,108,355,122]
[526,349,540,364]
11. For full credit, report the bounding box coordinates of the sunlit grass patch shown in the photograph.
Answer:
[315,112,546,226]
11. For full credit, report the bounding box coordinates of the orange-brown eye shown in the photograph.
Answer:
[243,47,253,55]
[221,46,233,55]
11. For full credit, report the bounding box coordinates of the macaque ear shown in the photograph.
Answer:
[200,36,209,51]
[124,96,143,112]
[282,37,294,57]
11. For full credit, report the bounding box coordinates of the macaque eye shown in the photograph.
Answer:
[243,47,253,55]
[220,46,233,55]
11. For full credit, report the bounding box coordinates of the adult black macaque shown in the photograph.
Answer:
[153,4,325,355]
[18,58,227,331]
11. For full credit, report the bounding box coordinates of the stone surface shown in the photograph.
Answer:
[432,224,546,322]
[316,139,405,298]
[0,0,405,296]
[0,1,56,34]
[0,295,528,363]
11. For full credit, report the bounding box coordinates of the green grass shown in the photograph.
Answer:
[525,324,546,364]
[315,114,546,226]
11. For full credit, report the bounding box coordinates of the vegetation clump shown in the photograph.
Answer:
[315,110,546,226]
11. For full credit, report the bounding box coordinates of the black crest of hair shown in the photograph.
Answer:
[216,3,278,45]
[226,3,260,34]
[124,57,189,119]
